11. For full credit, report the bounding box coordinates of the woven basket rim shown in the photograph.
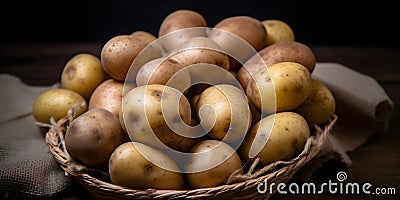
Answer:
[44,114,337,199]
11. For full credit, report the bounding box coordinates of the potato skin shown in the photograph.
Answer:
[262,19,295,46]
[208,16,267,70]
[130,30,157,46]
[136,57,190,93]
[109,142,184,189]
[158,9,207,37]
[195,84,251,143]
[101,35,147,81]
[238,40,316,90]
[185,140,243,188]
[246,62,312,113]
[158,10,207,52]
[89,79,123,117]
[210,16,267,52]
[122,84,198,152]
[65,108,126,169]
[239,112,310,165]
[32,88,87,123]
[61,53,105,100]
[294,79,336,126]
[169,37,230,70]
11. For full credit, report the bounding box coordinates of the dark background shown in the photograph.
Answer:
[1,0,399,47]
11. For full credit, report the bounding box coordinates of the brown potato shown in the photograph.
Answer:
[237,40,316,90]
[130,30,157,46]
[168,37,230,70]
[210,16,267,52]
[100,35,147,81]
[158,9,207,52]
[208,16,267,69]
[65,108,126,169]
[89,79,124,117]
[136,57,190,93]
[159,10,207,37]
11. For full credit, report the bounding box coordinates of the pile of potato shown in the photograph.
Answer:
[32,9,336,190]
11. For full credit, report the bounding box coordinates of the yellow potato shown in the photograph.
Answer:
[118,105,127,134]
[65,108,126,169]
[246,62,312,113]
[61,53,105,99]
[122,84,198,152]
[239,112,310,165]
[185,140,243,188]
[109,142,184,189]
[195,84,251,143]
[32,88,87,123]
[262,19,295,45]
[295,79,336,126]
[88,79,124,117]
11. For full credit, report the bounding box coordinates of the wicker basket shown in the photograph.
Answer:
[44,114,337,200]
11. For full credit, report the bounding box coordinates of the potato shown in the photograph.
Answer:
[262,19,295,45]
[118,105,127,134]
[130,30,157,46]
[195,84,251,143]
[208,16,267,69]
[185,83,211,116]
[109,141,184,189]
[295,79,336,126]
[88,79,123,117]
[168,36,230,70]
[65,108,126,169]
[60,53,105,99]
[261,40,316,72]
[185,140,243,188]
[130,31,164,66]
[237,40,316,90]
[122,84,198,152]
[32,88,87,123]
[247,62,312,114]
[100,35,147,81]
[136,57,191,93]
[158,9,207,52]
[239,112,310,165]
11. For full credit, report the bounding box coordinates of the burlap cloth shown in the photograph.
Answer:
[0,74,72,199]
[0,62,394,199]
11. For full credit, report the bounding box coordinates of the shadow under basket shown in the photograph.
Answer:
[45,115,337,200]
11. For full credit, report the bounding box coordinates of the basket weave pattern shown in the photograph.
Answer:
[45,115,337,200]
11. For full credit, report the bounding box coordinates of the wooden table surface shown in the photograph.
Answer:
[0,43,399,200]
